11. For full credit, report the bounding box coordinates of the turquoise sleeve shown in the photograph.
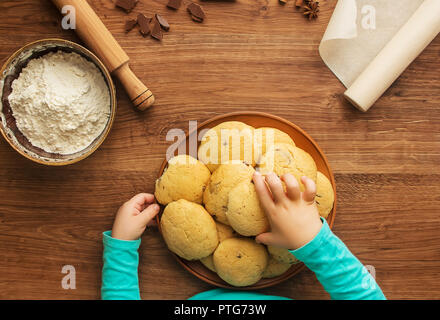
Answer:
[191,218,385,300]
[101,231,141,300]
[189,289,291,300]
[101,219,385,300]
[289,218,386,300]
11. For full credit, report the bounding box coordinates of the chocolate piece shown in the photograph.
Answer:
[151,20,163,41]
[155,14,170,31]
[167,0,182,10]
[137,13,151,37]
[190,14,203,23]
[187,3,205,21]
[125,19,137,33]
[115,0,138,13]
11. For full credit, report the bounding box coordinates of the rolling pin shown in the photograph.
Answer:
[51,0,155,111]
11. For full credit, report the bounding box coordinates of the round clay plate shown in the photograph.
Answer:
[156,111,336,290]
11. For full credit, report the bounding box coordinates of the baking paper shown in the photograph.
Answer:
[319,0,425,87]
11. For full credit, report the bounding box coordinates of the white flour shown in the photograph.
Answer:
[8,51,110,155]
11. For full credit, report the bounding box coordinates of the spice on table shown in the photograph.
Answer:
[137,13,151,37]
[115,0,138,13]
[125,19,137,33]
[151,19,163,41]
[155,14,170,31]
[187,3,205,22]
[295,0,304,8]
[167,0,182,10]
[279,0,287,4]
[303,1,320,20]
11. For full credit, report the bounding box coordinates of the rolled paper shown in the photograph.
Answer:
[344,0,440,112]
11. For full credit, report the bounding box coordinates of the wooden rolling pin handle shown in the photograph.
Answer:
[51,0,155,111]
[113,64,155,111]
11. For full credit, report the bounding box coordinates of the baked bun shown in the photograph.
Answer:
[198,121,257,172]
[315,171,335,218]
[155,155,210,205]
[213,238,269,287]
[258,143,317,191]
[160,199,218,260]
[227,181,269,236]
[203,162,255,225]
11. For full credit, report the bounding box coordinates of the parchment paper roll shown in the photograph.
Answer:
[344,0,440,112]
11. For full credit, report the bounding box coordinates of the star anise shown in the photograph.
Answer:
[303,0,319,20]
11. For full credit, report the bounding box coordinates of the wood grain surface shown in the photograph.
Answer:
[0,0,439,300]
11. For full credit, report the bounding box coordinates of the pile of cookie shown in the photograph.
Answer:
[155,121,335,287]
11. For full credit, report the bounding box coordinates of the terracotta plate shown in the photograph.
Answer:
[156,111,336,290]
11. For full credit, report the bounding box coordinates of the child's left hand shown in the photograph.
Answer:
[111,193,160,241]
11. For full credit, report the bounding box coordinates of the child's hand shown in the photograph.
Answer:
[111,193,160,241]
[253,172,322,250]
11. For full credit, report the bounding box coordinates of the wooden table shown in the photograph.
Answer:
[0,0,439,300]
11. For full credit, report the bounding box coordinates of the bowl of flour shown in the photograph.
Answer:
[0,39,116,165]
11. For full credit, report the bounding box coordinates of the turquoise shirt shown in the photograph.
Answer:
[101,219,385,300]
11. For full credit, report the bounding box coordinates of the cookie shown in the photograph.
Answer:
[262,257,292,279]
[215,221,237,241]
[160,199,218,260]
[200,255,216,272]
[267,245,299,265]
[203,162,255,225]
[200,222,237,272]
[254,127,295,163]
[315,171,335,218]
[258,143,317,191]
[226,181,269,236]
[198,121,258,172]
[213,238,269,287]
[155,155,211,205]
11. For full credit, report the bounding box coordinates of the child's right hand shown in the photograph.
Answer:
[111,193,160,241]
[253,172,323,250]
